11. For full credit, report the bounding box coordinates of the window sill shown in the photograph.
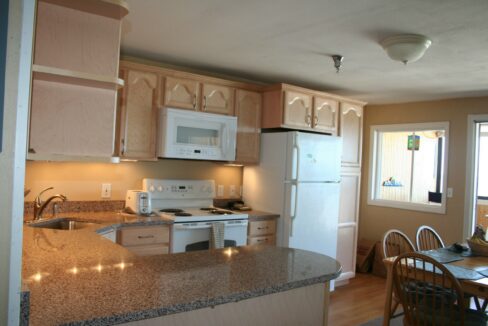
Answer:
[367,198,446,214]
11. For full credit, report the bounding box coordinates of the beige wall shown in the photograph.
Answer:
[360,97,488,245]
[25,160,243,201]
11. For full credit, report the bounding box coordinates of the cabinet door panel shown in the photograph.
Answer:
[164,76,200,110]
[283,90,312,129]
[336,225,357,280]
[202,83,234,115]
[235,90,261,163]
[119,69,158,159]
[339,173,360,224]
[339,103,363,167]
[313,96,338,134]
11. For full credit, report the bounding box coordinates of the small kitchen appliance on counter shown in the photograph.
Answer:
[125,190,151,215]
[143,179,248,253]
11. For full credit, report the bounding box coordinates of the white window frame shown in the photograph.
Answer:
[368,121,449,214]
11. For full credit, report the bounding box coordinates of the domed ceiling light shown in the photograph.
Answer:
[380,34,432,64]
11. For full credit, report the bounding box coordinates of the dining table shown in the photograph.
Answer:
[382,248,488,326]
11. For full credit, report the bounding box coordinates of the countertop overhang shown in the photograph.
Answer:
[22,212,341,325]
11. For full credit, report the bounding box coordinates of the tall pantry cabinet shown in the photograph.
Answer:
[336,102,363,284]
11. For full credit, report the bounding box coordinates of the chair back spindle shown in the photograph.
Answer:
[416,225,445,251]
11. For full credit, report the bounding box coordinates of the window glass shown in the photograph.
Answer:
[369,122,448,214]
[478,124,488,198]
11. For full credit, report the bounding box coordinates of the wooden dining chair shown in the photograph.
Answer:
[392,252,488,325]
[416,225,445,251]
[383,229,416,258]
[382,229,417,323]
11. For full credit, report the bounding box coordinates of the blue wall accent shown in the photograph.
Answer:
[0,0,9,152]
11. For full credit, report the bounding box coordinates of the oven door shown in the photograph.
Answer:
[172,220,248,253]
[158,108,237,161]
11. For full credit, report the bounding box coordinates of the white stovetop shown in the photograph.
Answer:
[154,207,248,223]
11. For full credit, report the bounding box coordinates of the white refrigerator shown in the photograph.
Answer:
[243,131,341,260]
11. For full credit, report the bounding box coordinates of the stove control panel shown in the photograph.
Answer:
[142,179,215,199]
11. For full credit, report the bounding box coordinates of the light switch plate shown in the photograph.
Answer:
[217,185,224,197]
[229,185,236,197]
[447,187,453,198]
[101,183,111,198]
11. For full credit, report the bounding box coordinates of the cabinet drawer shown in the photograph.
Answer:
[125,244,169,256]
[248,235,276,246]
[248,219,276,237]
[118,226,169,246]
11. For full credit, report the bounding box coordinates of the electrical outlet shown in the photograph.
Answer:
[217,185,224,197]
[101,183,111,198]
[229,185,236,197]
[447,187,453,198]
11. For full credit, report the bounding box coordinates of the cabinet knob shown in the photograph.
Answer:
[305,114,312,126]
[121,139,126,155]
[314,116,319,126]
[193,94,197,110]
[203,96,207,111]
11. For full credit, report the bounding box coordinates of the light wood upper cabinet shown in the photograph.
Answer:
[339,102,363,167]
[118,69,158,160]
[235,90,262,163]
[202,83,234,115]
[163,76,200,111]
[28,0,128,162]
[283,90,313,129]
[313,96,338,134]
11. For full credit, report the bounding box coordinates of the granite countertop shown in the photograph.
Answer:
[22,212,340,326]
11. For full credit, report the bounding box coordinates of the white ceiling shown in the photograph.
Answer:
[121,0,488,105]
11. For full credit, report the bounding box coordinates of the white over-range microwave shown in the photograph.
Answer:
[157,108,237,161]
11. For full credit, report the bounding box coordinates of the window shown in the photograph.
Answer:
[368,122,449,214]
[478,124,488,199]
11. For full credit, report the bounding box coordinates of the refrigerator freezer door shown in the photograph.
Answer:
[286,132,342,182]
[283,182,340,259]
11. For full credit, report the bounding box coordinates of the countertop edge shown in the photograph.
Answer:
[63,271,341,326]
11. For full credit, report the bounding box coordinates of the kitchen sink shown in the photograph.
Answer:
[27,217,100,230]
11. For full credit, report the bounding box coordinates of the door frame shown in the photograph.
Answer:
[463,114,488,239]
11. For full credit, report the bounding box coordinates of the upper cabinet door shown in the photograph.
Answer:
[163,76,200,111]
[235,90,262,163]
[313,96,338,134]
[119,69,158,160]
[283,90,313,129]
[339,102,363,167]
[202,83,234,115]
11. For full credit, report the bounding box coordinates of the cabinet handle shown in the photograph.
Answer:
[314,116,319,126]
[193,94,197,110]
[203,96,207,111]
[257,226,269,230]
[305,114,312,126]
[257,238,268,242]
[121,139,126,156]
[137,235,154,239]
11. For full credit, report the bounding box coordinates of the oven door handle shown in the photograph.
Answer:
[174,221,248,230]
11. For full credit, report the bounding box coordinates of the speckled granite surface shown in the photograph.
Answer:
[22,211,340,326]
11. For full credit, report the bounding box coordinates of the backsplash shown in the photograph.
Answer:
[25,160,243,201]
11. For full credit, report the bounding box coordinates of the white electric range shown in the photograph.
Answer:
[142,179,248,253]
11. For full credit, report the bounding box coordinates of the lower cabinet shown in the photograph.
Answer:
[336,169,361,284]
[117,225,170,256]
[247,218,277,246]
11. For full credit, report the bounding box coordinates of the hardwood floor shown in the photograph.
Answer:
[329,273,387,326]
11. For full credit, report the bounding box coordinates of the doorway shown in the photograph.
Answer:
[465,116,488,239]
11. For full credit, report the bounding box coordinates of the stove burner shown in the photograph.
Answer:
[174,212,192,217]
[209,209,233,215]
[159,208,184,213]
[200,207,215,211]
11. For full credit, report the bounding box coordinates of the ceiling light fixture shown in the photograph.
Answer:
[332,55,343,73]
[380,34,432,65]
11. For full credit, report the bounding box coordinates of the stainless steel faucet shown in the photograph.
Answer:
[33,187,68,220]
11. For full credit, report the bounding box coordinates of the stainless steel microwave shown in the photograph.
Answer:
[157,108,237,161]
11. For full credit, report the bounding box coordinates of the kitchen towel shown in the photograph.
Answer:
[210,222,225,249]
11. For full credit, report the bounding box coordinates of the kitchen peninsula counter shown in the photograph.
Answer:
[22,212,341,325]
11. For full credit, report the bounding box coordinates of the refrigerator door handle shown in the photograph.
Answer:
[289,183,299,236]
[292,140,301,181]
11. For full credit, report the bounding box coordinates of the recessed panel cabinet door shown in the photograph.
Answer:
[313,96,338,134]
[119,69,158,159]
[202,83,234,115]
[164,76,200,110]
[235,90,261,163]
[283,90,312,129]
[339,102,363,167]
